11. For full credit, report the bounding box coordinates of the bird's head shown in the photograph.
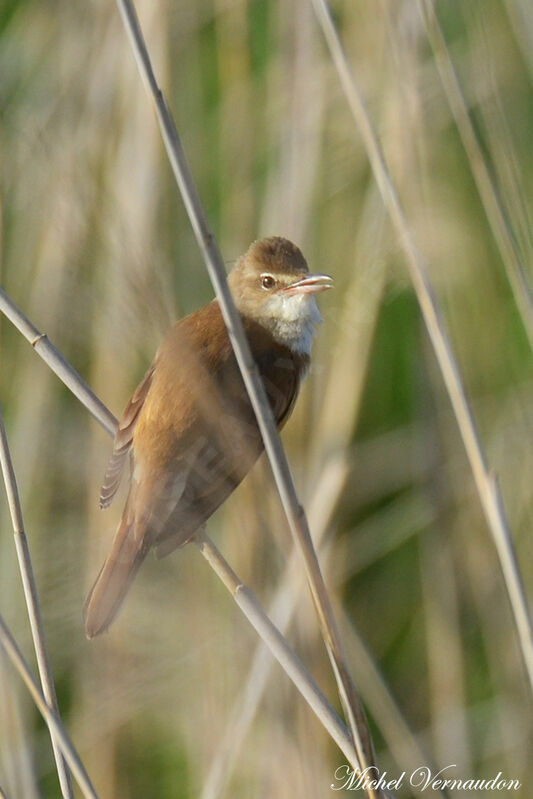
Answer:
[228,237,333,355]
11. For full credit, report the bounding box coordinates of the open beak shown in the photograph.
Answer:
[283,273,334,296]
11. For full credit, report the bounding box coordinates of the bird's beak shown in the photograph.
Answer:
[283,273,334,296]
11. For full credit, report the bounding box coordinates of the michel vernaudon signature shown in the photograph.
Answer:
[330,764,522,792]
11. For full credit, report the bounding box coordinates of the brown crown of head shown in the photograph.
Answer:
[244,237,308,276]
[229,237,309,310]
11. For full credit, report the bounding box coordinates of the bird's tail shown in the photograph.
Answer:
[84,517,148,639]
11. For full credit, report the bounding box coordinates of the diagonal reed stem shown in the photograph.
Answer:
[0,288,116,438]
[113,0,382,793]
[310,0,533,693]
[201,454,446,799]
[417,0,533,352]
[0,404,74,798]
[0,613,99,799]
[194,530,360,768]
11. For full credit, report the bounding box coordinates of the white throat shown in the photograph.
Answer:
[260,293,322,355]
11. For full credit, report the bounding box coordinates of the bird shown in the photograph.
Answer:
[84,236,333,638]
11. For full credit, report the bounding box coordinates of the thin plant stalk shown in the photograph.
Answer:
[0,288,116,438]
[504,0,533,83]
[0,614,99,799]
[0,404,74,799]
[200,455,350,799]
[114,0,381,790]
[310,0,533,694]
[201,456,443,799]
[194,530,360,769]
[202,200,388,798]
[0,289,117,437]
[417,0,533,351]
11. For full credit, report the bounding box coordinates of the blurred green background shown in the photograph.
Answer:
[1,0,533,797]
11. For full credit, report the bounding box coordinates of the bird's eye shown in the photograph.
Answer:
[261,274,276,290]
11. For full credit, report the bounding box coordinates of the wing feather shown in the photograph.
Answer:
[153,340,303,557]
[99,365,155,509]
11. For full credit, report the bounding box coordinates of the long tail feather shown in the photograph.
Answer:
[84,519,148,638]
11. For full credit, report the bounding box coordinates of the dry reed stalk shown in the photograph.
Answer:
[0,651,39,799]
[0,289,116,438]
[504,0,533,84]
[338,613,448,799]
[0,614,98,799]
[194,530,361,767]
[420,529,470,772]
[260,0,325,244]
[202,181,390,798]
[416,0,533,351]
[113,0,382,792]
[200,455,350,799]
[314,187,388,461]
[201,458,443,799]
[418,344,471,774]
[471,14,533,271]
[310,0,533,695]
[0,406,74,798]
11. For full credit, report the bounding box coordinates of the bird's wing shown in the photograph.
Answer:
[99,364,155,509]
[261,352,304,430]
[153,422,261,557]
[148,314,262,556]
[102,305,304,558]
[153,337,304,557]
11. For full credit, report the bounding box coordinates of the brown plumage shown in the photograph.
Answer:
[84,237,332,638]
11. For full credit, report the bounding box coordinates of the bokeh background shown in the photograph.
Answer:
[1,0,533,797]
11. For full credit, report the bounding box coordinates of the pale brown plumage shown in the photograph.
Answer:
[84,237,331,638]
